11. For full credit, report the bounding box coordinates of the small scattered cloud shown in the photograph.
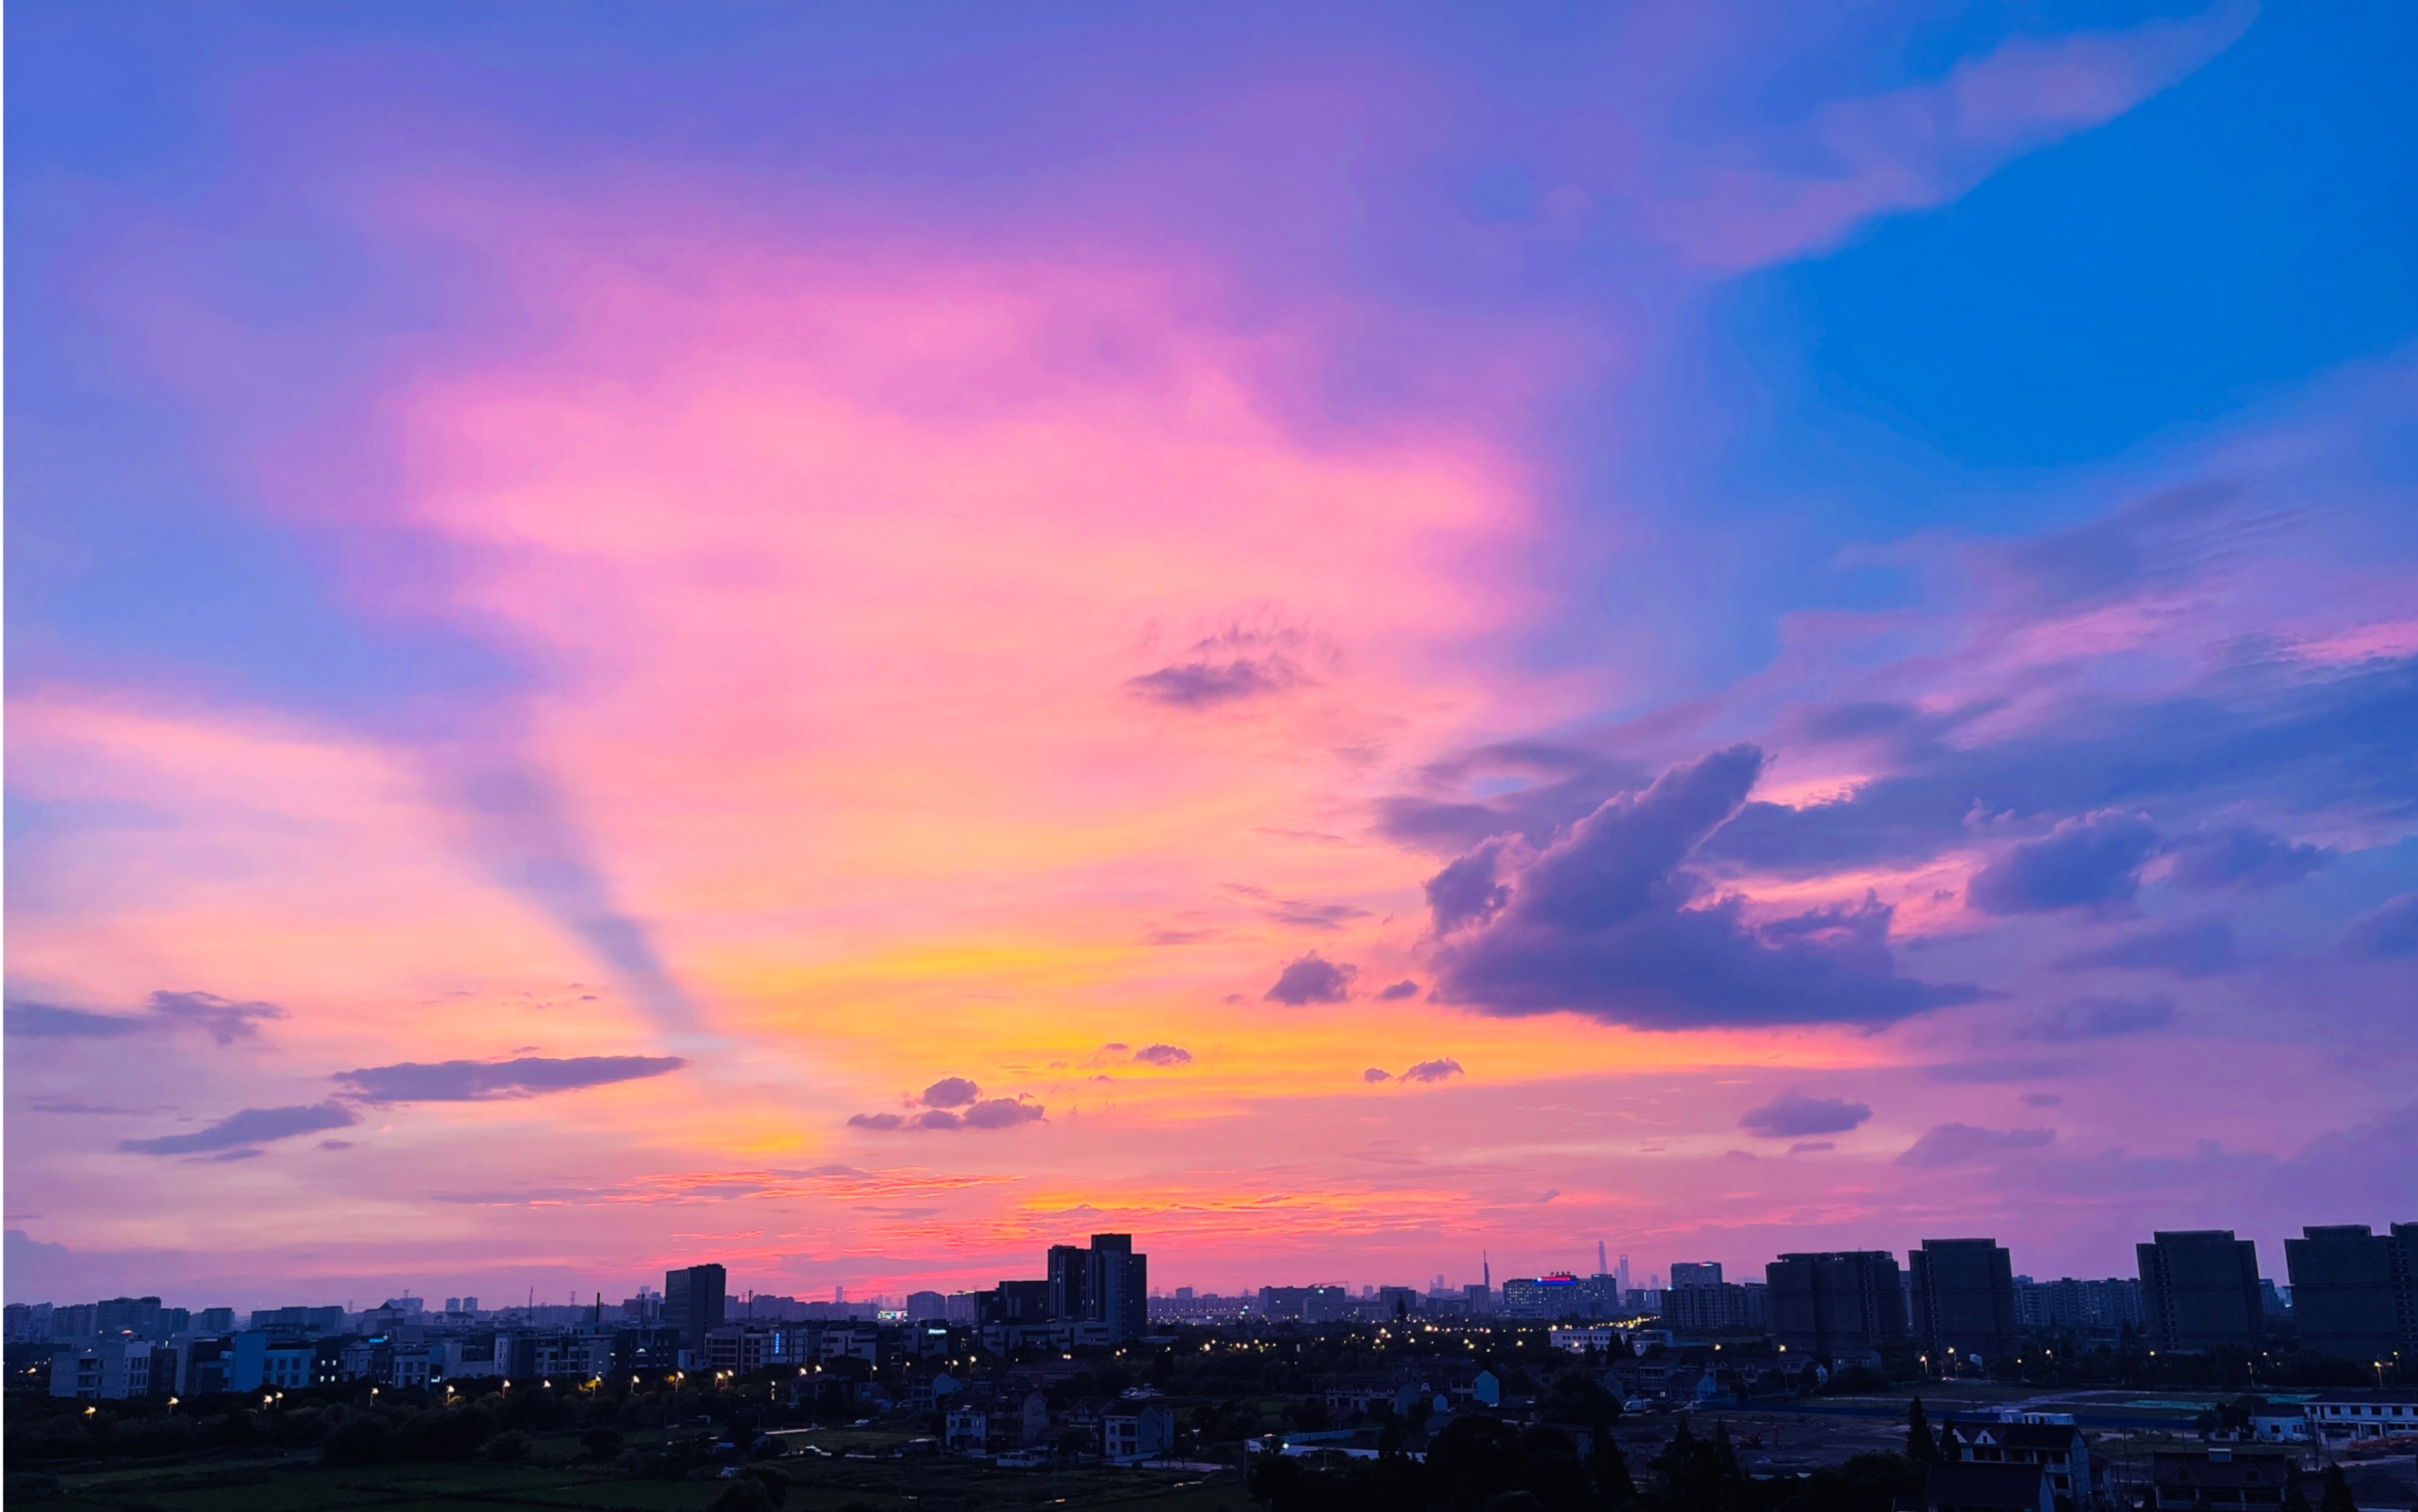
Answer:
[1376,980,1421,1002]
[1897,1122,2056,1167]
[1102,1042,1129,1052]
[1924,1058,2072,1084]
[1143,928,1220,946]
[143,991,285,1046]
[1739,1092,1872,1138]
[2016,994,2175,1042]
[2341,892,2418,958]
[29,1101,143,1115]
[1363,1067,1391,1083]
[1398,1058,1464,1084]
[121,1102,359,1156]
[333,1055,686,1102]
[1787,1141,1835,1155]
[2167,826,2329,891]
[2057,919,2236,975]
[1131,1044,1192,1067]
[920,1077,982,1108]
[853,1094,1044,1132]
[1265,953,1355,1005]
[5,989,284,1046]
[318,1139,356,1151]
[4,1003,150,1039]
[1967,809,2160,915]
[1126,654,1303,709]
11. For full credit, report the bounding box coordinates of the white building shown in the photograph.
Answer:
[2303,1391,2418,1445]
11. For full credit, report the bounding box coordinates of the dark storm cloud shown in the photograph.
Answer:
[2015,994,2176,1042]
[120,1102,359,1156]
[1739,1093,1872,1138]
[1426,747,1979,1029]
[332,1055,686,1102]
[2055,919,2236,976]
[6,990,284,1045]
[1896,1123,2055,1167]
[2165,826,2330,891]
[1966,809,2162,915]
[1265,953,1356,1005]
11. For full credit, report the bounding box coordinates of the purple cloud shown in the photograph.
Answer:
[121,1102,359,1156]
[1376,980,1420,1002]
[2342,892,2418,958]
[1265,953,1355,1005]
[1967,809,2161,915]
[1897,1123,2056,1167]
[1131,1044,1192,1067]
[2057,919,2236,976]
[2015,994,2174,1042]
[1398,1058,1464,1084]
[334,1056,686,1102]
[1427,747,1979,1028]
[921,1076,982,1107]
[1126,656,1300,708]
[852,1096,1044,1132]
[7,989,284,1045]
[1739,1093,1872,1138]
[1363,1067,1391,1083]
[2166,826,2329,891]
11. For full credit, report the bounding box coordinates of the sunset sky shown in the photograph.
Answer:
[9,2,2416,1311]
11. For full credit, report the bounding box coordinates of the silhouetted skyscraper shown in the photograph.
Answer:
[2138,1231,2261,1352]
[1047,1243,1090,1323]
[2285,1223,2418,1361]
[1910,1238,2018,1363]
[1087,1232,1147,1343]
[663,1263,727,1356]
[1768,1251,1907,1359]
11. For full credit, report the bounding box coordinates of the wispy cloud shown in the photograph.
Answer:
[120,1103,359,1156]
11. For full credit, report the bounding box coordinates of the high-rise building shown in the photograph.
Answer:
[1670,1263,1724,1290]
[1910,1238,2019,1364]
[1767,1251,1908,1359]
[2284,1223,2418,1362]
[664,1263,728,1356]
[1087,1233,1148,1342]
[905,1290,948,1323]
[1047,1244,1091,1323]
[2138,1231,2262,1352]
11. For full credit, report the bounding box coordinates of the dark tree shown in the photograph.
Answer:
[1906,1397,1939,1462]
[2319,1465,2354,1512]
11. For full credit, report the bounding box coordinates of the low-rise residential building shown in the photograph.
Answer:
[1913,1462,2055,1512]
[1102,1402,1176,1462]
[2146,1449,2305,1512]
[1942,1418,2100,1511]
[2300,1390,2418,1446]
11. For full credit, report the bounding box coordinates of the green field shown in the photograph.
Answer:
[17,1448,1250,1512]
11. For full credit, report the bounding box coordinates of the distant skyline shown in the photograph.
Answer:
[8,2,2416,1308]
